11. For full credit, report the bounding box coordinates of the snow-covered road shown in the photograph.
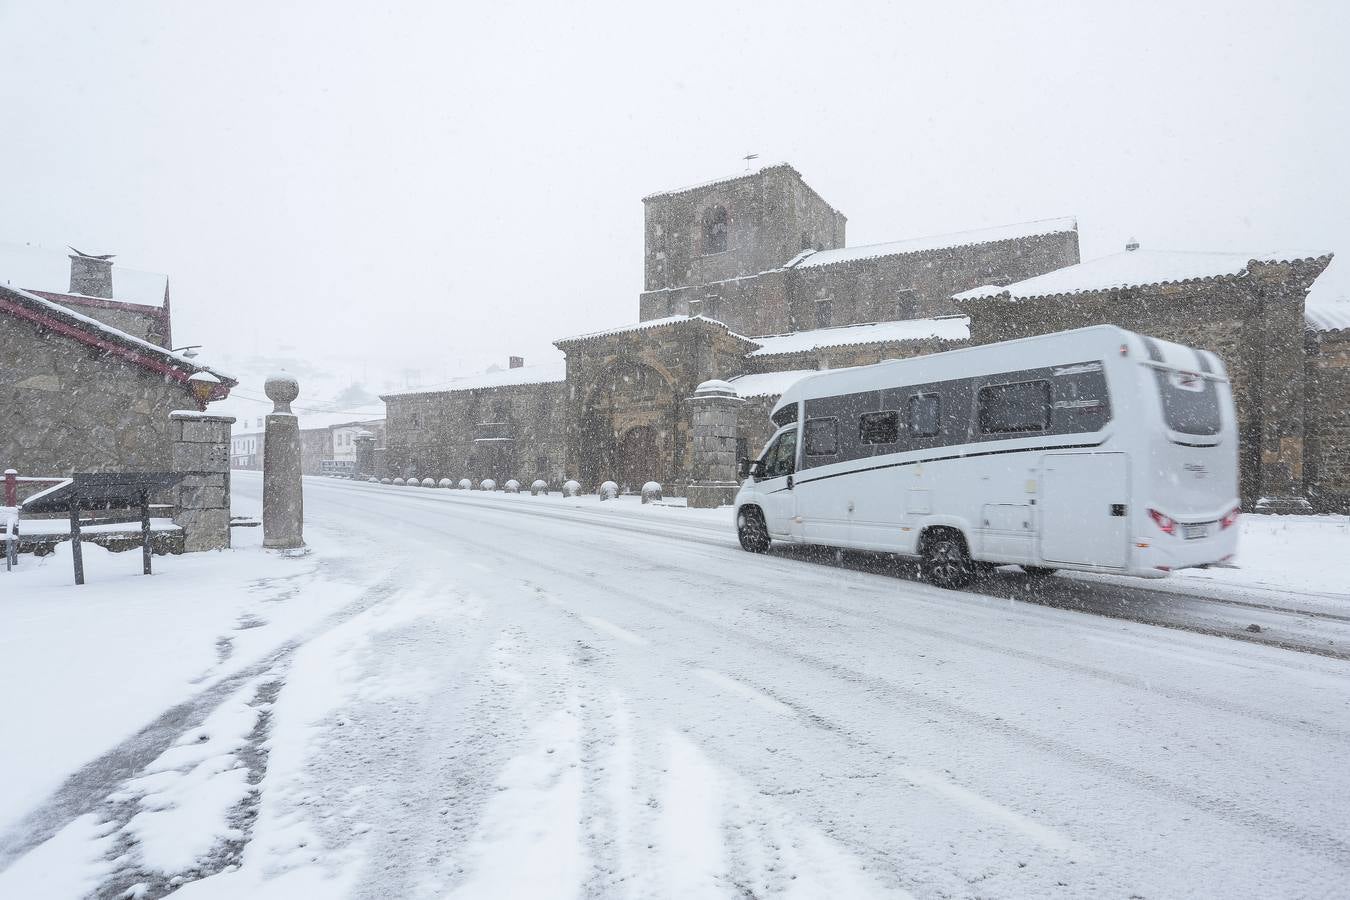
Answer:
[6,473,1350,898]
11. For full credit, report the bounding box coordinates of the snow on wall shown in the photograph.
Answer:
[555,315,752,345]
[792,216,1077,270]
[725,369,817,399]
[748,317,969,357]
[1306,302,1350,332]
[382,361,566,398]
[641,161,791,201]
[0,242,168,307]
[955,248,1329,302]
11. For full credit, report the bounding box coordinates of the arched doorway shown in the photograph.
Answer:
[578,360,678,490]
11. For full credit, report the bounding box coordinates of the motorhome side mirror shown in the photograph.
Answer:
[737,457,753,479]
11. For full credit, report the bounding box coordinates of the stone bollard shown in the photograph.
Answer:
[262,375,304,549]
[530,479,548,496]
[641,481,663,504]
[685,379,743,509]
[599,480,619,501]
[380,477,392,485]
[458,478,472,490]
[504,479,520,493]
[563,479,581,497]
[418,477,432,488]
[393,477,406,486]
[480,478,497,491]
[438,478,453,488]
[170,411,235,551]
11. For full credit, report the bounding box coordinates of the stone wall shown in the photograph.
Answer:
[639,270,792,338]
[959,258,1330,506]
[382,380,568,485]
[786,230,1080,329]
[1305,327,1350,512]
[0,312,186,476]
[170,412,234,551]
[642,164,845,294]
[28,291,170,347]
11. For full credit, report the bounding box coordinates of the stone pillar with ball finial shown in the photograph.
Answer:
[263,374,304,549]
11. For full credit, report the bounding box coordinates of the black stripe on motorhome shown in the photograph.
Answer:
[797,359,1112,470]
[792,439,1110,487]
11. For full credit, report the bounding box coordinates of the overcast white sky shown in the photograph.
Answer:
[2,0,1346,401]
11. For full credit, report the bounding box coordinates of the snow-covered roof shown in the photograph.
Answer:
[726,369,818,399]
[382,361,566,399]
[1306,303,1350,333]
[642,161,794,201]
[555,315,755,346]
[792,217,1077,270]
[0,282,234,391]
[0,242,169,307]
[748,317,969,357]
[955,248,1331,302]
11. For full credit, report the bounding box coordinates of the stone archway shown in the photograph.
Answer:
[578,359,678,490]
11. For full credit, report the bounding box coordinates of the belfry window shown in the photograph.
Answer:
[703,205,728,254]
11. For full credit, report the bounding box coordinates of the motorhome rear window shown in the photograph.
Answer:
[859,410,899,444]
[909,394,941,437]
[977,381,1051,434]
[1154,369,1222,436]
[804,418,839,456]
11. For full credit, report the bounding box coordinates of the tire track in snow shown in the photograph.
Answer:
[413,520,1350,868]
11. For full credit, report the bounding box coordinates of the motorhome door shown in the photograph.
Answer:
[1040,452,1129,568]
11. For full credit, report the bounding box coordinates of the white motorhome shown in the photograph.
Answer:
[733,325,1241,587]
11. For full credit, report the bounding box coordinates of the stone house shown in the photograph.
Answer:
[377,162,1344,509]
[0,280,233,477]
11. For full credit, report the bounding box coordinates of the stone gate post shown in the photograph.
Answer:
[353,430,376,480]
[169,411,235,551]
[685,379,742,509]
[263,375,304,549]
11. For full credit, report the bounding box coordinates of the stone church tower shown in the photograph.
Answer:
[638,164,847,336]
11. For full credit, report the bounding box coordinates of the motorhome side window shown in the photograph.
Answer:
[859,410,899,444]
[908,394,940,437]
[771,404,798,427]
[804,418,839,456]
[977,380,1051,434]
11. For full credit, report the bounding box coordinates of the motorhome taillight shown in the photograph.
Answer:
[1120,343,1130,356]
[1220,506,1241,529]
[1148,508,1176,535]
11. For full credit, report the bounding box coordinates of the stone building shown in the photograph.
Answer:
[377,161,1344,510]
[0,281,233,477]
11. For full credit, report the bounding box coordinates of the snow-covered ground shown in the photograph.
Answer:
[2,474,1349,898]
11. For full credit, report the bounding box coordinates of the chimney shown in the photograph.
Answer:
[69,251,114,298]
[509,356,524,369]
[1125,237,1140,252]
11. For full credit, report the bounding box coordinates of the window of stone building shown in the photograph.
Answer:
[410,412,420,428]
[492,399,509,421]
[688,298,703,317]
[704,296,720,320]
[814,298,832,329]
[536,455,549,475]
[666,295,678,316]
[895,289,917,320]
[703,205,728,254]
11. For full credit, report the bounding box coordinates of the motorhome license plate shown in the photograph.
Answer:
[1183,523,1209,540]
